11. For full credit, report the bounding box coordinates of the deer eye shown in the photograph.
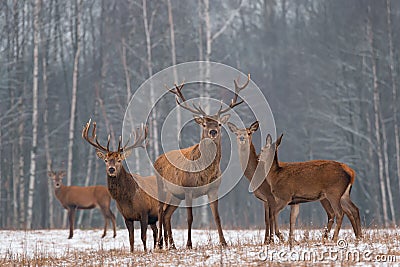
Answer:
[202,123,206,127]
[104,159,108,163]
[117,159,121,163]
[218,123,222,127]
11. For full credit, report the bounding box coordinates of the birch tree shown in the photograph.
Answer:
[26,0,41,229]
[65,0,82,226]
[367,5,389,226]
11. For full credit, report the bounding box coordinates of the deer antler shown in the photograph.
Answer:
[82,119,110,152]
[165,82,208,116]
[216,73,250,117]
[119,123,149,152]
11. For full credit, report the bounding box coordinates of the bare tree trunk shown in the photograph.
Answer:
[41,1,54,229]
[143,0,159,165]
[26,0,41,229]
[386,0,400,219]
[167,0,181,137]
[367,6,389,227]
[43,56,54,228]
[121,37,140,173]
[77,150,93,227]
[65,0,82,226]
[380,113,395,224]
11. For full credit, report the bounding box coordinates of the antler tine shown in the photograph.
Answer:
[166,81,208,116]
[217,73,250,116]
[122,124,149,152]
[82,119,109,152]
[117,136,122,152]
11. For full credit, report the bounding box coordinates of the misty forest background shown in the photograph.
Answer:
[1,0,400,231]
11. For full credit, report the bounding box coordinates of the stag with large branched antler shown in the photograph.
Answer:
[154,74,250,249]
[82,120,160,252]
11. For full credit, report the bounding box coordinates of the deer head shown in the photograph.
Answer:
[82,119,148,177]
[166,74,250,143]
[48,170,66,188]
[227,121,259,146]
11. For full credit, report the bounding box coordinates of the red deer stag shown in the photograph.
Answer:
[82,120,159,252]
[48,170,116,239]
[258,133,362,246]
[228,121,335,244]
[154,75,250,249]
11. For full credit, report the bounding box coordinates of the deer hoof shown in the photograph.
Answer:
[186,242,192,249]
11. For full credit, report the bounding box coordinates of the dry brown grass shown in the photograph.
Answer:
[0,228,399,266]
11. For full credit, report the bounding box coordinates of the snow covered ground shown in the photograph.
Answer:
[0,228,399,266]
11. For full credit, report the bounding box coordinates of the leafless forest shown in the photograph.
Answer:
[0,0,399,231]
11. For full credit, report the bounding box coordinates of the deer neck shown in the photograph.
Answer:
[54,185,67,201]
[238,142,264,182]
[198,137,222,165]
[107,166,138,200]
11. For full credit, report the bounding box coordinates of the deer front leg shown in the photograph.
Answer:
[208,192,227,247]
[140,214,149,252]
[67,207,76,239]
[263,202,271,244]
[150,223,158,249]
[289,204,300,248]
[124,219,135,252]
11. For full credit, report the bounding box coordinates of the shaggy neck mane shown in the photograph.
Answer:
[107,166,138,200]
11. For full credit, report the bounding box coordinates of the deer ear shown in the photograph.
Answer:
[276,133,284,147]
[249,121,259,133]
[227,122,238,133]
[193,116,204,125]
[47,171,54,178]
[122,149,133,160]
[59,171,66,178]
[219,114,231,124]
[266,134,272,145]
[96,150,106,160]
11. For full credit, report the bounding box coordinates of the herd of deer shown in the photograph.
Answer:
[48,74,362,252]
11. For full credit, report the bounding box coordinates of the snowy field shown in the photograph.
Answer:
[0,228,399,266]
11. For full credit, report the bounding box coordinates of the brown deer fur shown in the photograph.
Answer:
[228,121,336,244]
[155,75,250,249]
[154,116,230,249]
[48,170,116,239]
[258,133,362,245]
[82,120,159,252]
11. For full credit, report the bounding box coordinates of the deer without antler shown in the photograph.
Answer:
[82,120,160,252]
[154,74,250,249]
[228,121,337,244]
[258,133,362,246]
[48,170,116,239]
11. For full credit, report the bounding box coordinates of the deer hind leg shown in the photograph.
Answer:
[124,219,135,253]
[289,204,300,248]
[164,204,179,249]
[263,202,271,244]
[327,197,344,242]
[150,223,158,249]
[185,191,193,249]
[340,194,362,238]
[320,198,335,239]
[208,192,227,247]
[67,207,77,239]
[100,207,109,238]
[109,210,117,238]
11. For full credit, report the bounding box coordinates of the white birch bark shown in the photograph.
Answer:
[26,0,41,229]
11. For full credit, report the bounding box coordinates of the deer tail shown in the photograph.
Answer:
[341,163,355,185]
